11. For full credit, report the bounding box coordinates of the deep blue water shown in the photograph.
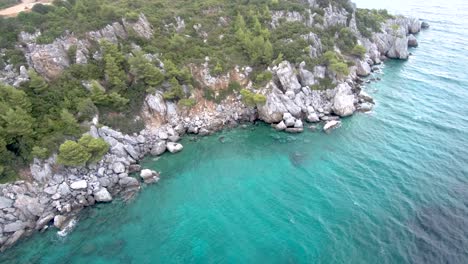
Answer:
[1,0,467,263]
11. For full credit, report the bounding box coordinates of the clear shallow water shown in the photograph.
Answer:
[2,0,468,263]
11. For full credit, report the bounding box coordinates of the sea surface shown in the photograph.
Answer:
[1,0,468,263]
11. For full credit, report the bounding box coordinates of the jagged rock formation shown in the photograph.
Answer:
[18,14,153,80]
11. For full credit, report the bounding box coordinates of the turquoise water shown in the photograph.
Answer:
[2,0,468,263]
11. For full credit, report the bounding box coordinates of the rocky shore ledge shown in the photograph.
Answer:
[0,14,427,251]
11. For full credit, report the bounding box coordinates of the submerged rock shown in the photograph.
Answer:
[323,120,342,133]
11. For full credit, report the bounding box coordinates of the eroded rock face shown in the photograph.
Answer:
[276,61,302,93]
[17,13,154,80]
[373,17,422,60]
[324,5,349,28]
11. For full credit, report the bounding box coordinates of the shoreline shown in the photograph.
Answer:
[0,14,428,253]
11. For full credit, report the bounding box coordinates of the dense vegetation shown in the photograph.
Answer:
[355,8,394,38]
[0,0,17,9]
[0,0,388,182]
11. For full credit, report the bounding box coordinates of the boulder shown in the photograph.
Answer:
[323,120,342,133]
[158,131,169,140]
[70,180,87,190]
[294,119,303,129]
[57,182,71,196]
[360,103,374,112]
[306,112,320,123]
[276,61,301,93]
[150,141,167,156]
[94,188,112,202]
[112,162,126,174]
[332,83,356,117]
[0,197,13,209]
[257,85,289,123]
[359,90,374,103]
[421,21,430,29]
[35,213,55,230]
[14,195,44,217]
[275,121,287,131]
[119,177,141,188]
[298,62,316,86]
[356,61,371,77]
[4,221,25,233]
[140,169,160,184]
[408,34,418,47]
[53,215,68,229]
[167,142,183,153]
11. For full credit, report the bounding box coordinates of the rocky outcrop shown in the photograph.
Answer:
[373,17,424,60]
[408,34,418,47]
[324,4,349,28]
[13,13,154,80]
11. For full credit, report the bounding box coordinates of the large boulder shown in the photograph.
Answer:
[3,221,25,233]
[332,83,356,117]
[150,141,167,156]
[0,197,13,209]
[258,85,289,123]
[14,195,44,217]
[408,34,418,47]
[119,177,140,188]
[276,61,301,92]
[70,180,87,190]
[356,60,371,77]
[94,188,112,202]
[298,62,316,86]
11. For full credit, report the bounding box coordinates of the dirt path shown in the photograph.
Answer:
[0,0,52,17]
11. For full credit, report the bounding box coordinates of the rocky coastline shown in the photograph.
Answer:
[0,9,428,251]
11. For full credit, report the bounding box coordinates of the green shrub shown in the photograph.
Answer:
[240,89,266,107]
[57,135,109,166]
[31,146,49,159]
[351,45,367,59]
[78,135,110,163]
[57,140,92,166]
[178,98,197,108]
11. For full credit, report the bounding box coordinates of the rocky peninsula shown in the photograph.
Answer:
[0,0,428,251]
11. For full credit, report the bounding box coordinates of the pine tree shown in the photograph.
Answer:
[57,140,91,166]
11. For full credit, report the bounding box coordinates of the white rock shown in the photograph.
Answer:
[150,141,167,156]
[112,162,126,174]
[306,112,320,123]
[70,180,87,190]
[94,188,112,202]
[276,121,287,131]
[323,120,342,133]
[53,215,68,229]
[294,119,303,128]
[166,142,183,153]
